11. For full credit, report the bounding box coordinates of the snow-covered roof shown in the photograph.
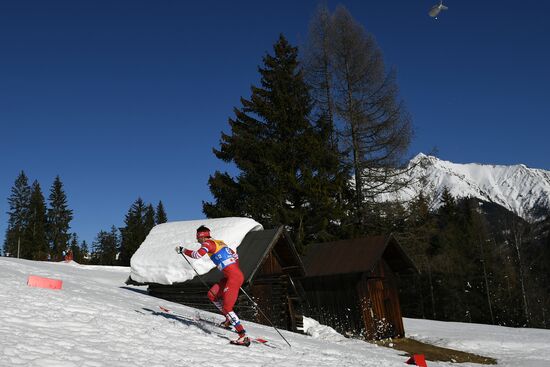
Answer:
[129,217,263,285]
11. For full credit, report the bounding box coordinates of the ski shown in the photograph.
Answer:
[230,338,251,347]
[158,305,174,313]
[158,306,272,346]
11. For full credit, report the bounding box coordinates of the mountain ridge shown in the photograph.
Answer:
[379,153,550,220]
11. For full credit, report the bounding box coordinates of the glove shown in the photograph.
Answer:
[175,245,184,254]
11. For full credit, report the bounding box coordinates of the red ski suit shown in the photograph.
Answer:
[183,239,244,318]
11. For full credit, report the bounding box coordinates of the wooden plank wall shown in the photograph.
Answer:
[356,260,405,339]
[251,251,305,332]
[247,276,290,329]
[381,260,405,337]
[302,275,365,336]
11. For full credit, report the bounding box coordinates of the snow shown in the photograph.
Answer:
[302,316,346,342]
[405,318,550,367]
[378,153,550,220]
[129,217,263,285]
[2,257,550,366]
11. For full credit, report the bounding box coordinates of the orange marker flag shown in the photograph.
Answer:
[27,275,63,290]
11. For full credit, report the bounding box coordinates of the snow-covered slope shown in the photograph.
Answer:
[2,257,550,366]
[0,257,410,366]
[129,217,262,285]
[380,154,550,220]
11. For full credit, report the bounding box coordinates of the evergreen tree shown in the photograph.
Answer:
[91,226,119,265]
[452,199,492,323]
[393,189,550,329]
[403,192,437,260]
[540,228,550,327]
[468,201,496,324]
[68,233,83,263]
[395,192,438,319]
[155,201,168,224]
[47,175,73,260]
[79,240,89,264]
[504,215,532,325]
[119,198,147,265]
[299,113,351,243]
[204,35,349,251]
[144,204,156,233]
[26,180,49,260]
[4,171,31,258]
[422,197,496,324]
[439,186,457,220]
[364,200,407,235]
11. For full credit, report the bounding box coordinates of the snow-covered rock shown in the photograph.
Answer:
[378,153,550,220]
[129,217,262,285]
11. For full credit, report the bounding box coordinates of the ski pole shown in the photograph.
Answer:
[239,286,292,348]
[179,252,218,301]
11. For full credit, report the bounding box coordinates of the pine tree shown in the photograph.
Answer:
[119,198,147,265]
[144,204,156,233]
[540,229,550,327]
[68,233,83,263]
[79,240,89,264]
[91,226,119,265]
[47,175,73,260]
[204,35,349,251]
[439,186,457,225]
[467,200,496,324]
[26,180,49,260]
[155,201,168,224]
[4,171,31,258]
[504,214,532,325]
[395,192,438,319]
[299,113,351,244]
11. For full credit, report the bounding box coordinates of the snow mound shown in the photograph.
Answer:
[302,316,347,342]
[129,217,262,284]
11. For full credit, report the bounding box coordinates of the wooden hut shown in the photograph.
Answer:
[300,234,418,340]
[148,226,307,332]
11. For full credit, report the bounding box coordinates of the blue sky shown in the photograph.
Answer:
[1,0,549,246]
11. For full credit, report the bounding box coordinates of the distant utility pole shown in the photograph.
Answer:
[17,237,20,258]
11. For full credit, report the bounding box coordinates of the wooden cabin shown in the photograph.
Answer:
[147,226,307,332]
[300,234,418,340]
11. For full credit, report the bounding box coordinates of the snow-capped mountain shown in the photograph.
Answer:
[379,153,550,220]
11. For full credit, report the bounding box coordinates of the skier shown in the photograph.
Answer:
[66,249,73,262]
[176,225,250,346]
